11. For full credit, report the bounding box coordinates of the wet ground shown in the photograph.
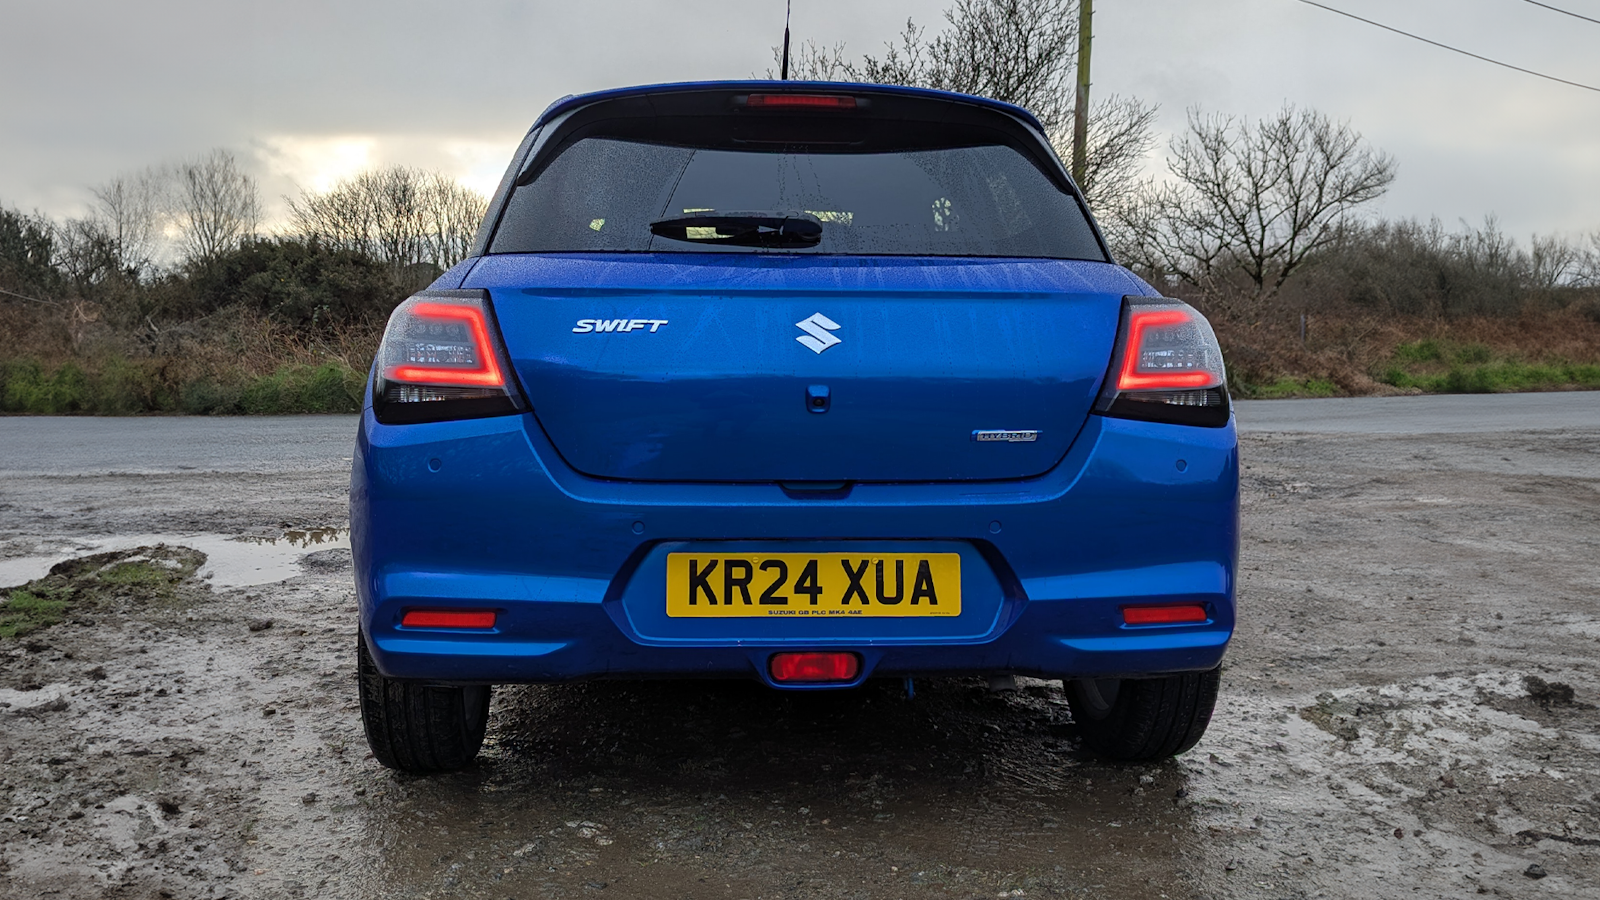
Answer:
[2,398,1598,899]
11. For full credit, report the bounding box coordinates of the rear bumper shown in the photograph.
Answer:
[352,410,1239,687]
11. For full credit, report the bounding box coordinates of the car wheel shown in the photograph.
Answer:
[358,634,491,773]
[1066,667,1221,761]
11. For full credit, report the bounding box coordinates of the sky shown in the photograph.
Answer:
[2,0,1597,242]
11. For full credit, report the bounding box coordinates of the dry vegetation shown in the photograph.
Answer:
[4,0,1598,414]
[0,156,463,415]
[1171,216,1600,398]
[5,207,1599,415]
[1207,305,1600,399]
[0,299,384,415]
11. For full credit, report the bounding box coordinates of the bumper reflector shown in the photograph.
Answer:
[401,609,497,629]
[769,651,861,683]
[1123,604,1208,626]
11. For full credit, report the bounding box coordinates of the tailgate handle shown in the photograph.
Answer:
[806,384,831,413]
[778,480,852,499]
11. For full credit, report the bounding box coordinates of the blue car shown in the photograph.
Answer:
[353,81,1238,773]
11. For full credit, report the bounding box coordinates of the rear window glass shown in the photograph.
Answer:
[490,138,1104,260]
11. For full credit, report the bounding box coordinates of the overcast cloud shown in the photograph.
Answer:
[2,0,1597,240]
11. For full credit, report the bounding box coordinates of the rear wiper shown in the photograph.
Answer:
[648,211,823,248]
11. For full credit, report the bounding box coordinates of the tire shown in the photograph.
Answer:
[358,634,491,773]
[1066,667,1221,761]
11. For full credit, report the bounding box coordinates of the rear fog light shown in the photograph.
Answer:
[401,609,497,629]
[769,651,861,683]
[1122,605,1208,626]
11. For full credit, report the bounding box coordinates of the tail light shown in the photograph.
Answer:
[1095,296,1230,428]
[372,290,525,425]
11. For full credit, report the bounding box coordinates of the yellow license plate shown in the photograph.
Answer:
[666,552,962,618]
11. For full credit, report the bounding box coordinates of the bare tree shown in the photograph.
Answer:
[778,1,1079,129]
[89,168,165,276]
[1528,232,1582,291]
[771,0,1157,211]
[53,217,121,288]
[170,149,260,265]
[0,206,61,298]
[287,166,486,273]
[1121,106,1396,303]
[779,38,854,82]
[1052,95,1158,220]
[417,171,486,269]
[1576,230,1600,288]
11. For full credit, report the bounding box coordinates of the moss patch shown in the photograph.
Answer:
[0,546,206,640]
[0,586,71,639]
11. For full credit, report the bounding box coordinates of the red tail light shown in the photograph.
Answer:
[769,651,861,683]
[1122,605,1209,626]
[373,290,525,425]
[384,303,506,388]
[1117,309,1220,391]
[401,609,498,629]
[1096,296,1230,427]
[744,93,858,110]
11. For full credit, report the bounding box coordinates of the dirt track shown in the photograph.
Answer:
[2,403,1598,899]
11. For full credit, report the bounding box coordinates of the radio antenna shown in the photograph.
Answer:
[780,0,792,80]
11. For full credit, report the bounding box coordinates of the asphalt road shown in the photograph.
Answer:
[0,414,359,476]
[1234,390,1600,434]
[2,391,1596,477]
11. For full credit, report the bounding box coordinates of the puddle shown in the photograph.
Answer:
[0,527,350,589]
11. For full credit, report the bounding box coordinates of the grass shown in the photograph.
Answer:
[0,359,365,415]
[0,546,206,641]
[1378,339,1600,393]
[1381,361,1600,393]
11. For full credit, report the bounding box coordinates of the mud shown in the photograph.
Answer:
[2,414,1598,899]
[0,528,349,590]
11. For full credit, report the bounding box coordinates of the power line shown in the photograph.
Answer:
[0,286,62,307]
[1523,0,1600,27]
[1292,0,1600,94]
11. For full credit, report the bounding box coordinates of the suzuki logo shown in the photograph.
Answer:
[795,313,842,354]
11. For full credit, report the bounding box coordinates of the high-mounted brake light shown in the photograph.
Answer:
[1096,296,1230,428]
[1123,604,1209,626]
[372,290,526,425]
[401,609,498,629]
[769,652,861,683]
[744,93,858,110]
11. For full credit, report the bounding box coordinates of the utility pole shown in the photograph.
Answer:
[1071,0,1093,187]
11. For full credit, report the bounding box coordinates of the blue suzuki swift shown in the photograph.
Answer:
[353,81,1238,773]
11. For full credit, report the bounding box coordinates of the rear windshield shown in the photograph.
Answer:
[489,138,1105,260]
